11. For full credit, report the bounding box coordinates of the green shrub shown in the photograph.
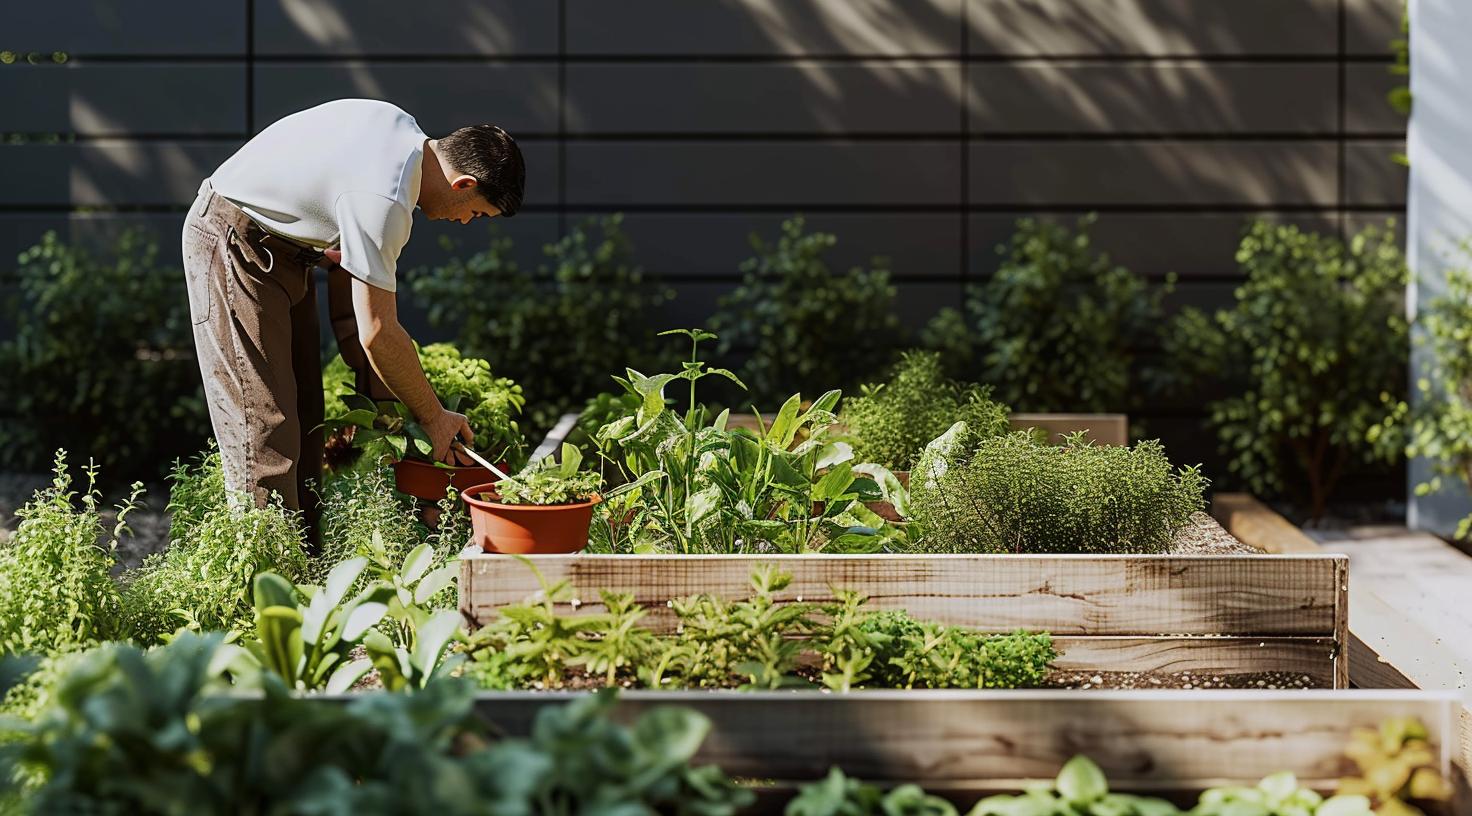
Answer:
[839,350,1011,471]
[922,216,1166,412]
[910,426,1206,554]
[163,446,227,545]
[710,217,899,405]
[313,467,427,584]
[0,452,132,654]
[1407,259,1472,539]
[0,230,208,483]
[1163,221,1407,519]
[409,216,673,431]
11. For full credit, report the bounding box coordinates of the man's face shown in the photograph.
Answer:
[428,177,501,224]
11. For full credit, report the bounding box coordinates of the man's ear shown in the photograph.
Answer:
[450,174,478,192]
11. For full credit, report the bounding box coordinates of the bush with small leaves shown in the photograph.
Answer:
[911,426,1206,554]
[1407,258,1472,540]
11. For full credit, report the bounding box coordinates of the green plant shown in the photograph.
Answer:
[325,343,528,470]
[840,350,1011,471]
[0,452,132,654]
[494,443,603,505]
[924,216,1167,412]
[1407,260,1472,539]
[711,216,899,404]
[973,756,1178,816]
[163,446,227,545]
[910,426,1206,554]
[1192,771,1372,816]
[243,560,391,692]
[0,230,209,483]
[1388,0,1410,165]
[787,767,958,816]
[854,610,1055,691]
[409,216,674,431]
[120,494,309,642]
[1163,221,1407,519]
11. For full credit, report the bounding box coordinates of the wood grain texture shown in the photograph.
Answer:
[1211,493,1324,554]
[470,689,1453,786]
[1050,637,1337,685]
[1008,413,1129,446]
[460,552,1345,637]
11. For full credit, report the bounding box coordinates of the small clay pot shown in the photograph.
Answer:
[393,458,499,502]
[461,483,601,555]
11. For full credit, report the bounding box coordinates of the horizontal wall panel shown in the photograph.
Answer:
[566,0,961,56]
[966,0,1337,56]
[0,65,245,136]
[565,62,962,135]
[1345,0,1403,56]
[253,64,560,135]
[397,214,562,276]
[566,142,960,206]
[1342,212,1405,243]
[656,280,961,332]
[1344,140,1408,206]
[1345,62,1408,135]
[968,141,1338,206]
[0,142,235,206]
[615,213,961,278]
[7,0,245,55]
[968,212,1341,279]
[968,63,1337,134]
[253,0,557,55]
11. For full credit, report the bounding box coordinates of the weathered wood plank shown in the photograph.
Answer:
[471,689,1454,786]
[1008,413,1128,446]
[1212,493,1323,554]
[460,552,1345,637]
[1050,637,1337,685]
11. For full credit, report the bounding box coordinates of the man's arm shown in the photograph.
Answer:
[349,273,473,464]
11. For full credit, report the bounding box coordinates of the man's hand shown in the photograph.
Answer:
[424,408,474,465]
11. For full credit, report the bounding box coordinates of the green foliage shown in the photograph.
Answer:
[314,467,427,584]
[911,427,1206,554]
[0,230,208,483]
[711,217,899,404]
[163,446,227,545]
[840,350,1011,471]
[923,216,1167,412]
[243,562,392,692]
[0,452,131,654]
[2,634,752,816]
[787,767,958,816]
[120,494,309,642]
[494,443,603,505]
[409,216,673,430]
[593,329,889,554]
[1388,0,1410,167]
[1191,772,1370,816]
[1162,221,1407,519]
[325,343,528,469]
[1407,260,1472,540]
[852,610,1055,691]
[972,755,1179,816]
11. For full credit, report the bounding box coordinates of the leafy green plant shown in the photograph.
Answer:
[409,216,674,431]
[911,426,1206,554]
[163,446,227,545]
[924,216,1167,412]
[1192,771,1371,816]
[787,767,958,816]
[854,610,1055,691]
[1388,0,1409,166]
[493,443,603,505]
[0,230,209,483]
[710,216,900,404]
[243,560,391,692]
[1162,221,1407,519]
[325,342,528,469]
[0,452,132,654]
[1407,260,1472,540]
[973,755,1178,816]
[313,467,427,585]
[840,350,1011,471]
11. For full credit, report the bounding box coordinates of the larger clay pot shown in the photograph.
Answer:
[393,458,497,502]
[462,482,601,555]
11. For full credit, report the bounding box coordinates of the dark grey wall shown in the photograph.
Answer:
[1,0,1406,335]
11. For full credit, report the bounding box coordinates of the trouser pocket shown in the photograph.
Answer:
[182,220,218,326]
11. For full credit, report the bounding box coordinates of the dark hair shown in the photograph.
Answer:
[437,124,526,217]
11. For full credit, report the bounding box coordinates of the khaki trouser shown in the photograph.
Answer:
[182,180,390,550]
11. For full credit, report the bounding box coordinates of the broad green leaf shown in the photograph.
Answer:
[1056,755,1108,804]
[325,657,374,694]
[411,610,462,678]
[814,441,853,470]
[341,602,389,642]
[252,572,297,610]
[768,393,802,446]
[385,434,408,460]
[400,544,434,585]
[812,462,854,502]
[1314,795,1373,816]
[414,564,458,605]
[324,557,368,606]
[341,393,377,414]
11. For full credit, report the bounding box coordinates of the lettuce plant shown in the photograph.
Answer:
[493,443,602,505]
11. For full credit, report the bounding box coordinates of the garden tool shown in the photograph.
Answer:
[452,440,512,482]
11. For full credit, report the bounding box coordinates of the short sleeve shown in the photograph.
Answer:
[334,191,413,292]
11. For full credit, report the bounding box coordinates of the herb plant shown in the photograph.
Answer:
[1406,260,1472,540]
[839,350,1011,471]
[493,443,602,505]
[0,452,132,654]
[314,468,428,584]
[1162,220,1407,519]
[243,561,392,693]
[910,426,1206,554]
[710,216,900,404]
[924,215,1167,412]
[787,768,958,816]
[972,755,1178,816]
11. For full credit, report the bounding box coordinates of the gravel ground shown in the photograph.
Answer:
[1169,511,1255,555]
[1045,669,1319,690]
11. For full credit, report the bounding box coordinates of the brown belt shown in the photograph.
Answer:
[196,180,328,270]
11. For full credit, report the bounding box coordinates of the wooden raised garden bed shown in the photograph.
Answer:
[472,688,1455,803]
[460,550,1351,687]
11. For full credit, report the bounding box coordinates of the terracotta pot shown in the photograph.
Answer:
[393,458,502,502]
[461,482,601,555]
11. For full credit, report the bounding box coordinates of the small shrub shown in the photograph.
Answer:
[0,452,131,654]
[0,230,208,483]
[710,217,899,405]
[409,216,673,430]
[313,468,426,584]
[163,446,227,545]
[839,350,1011,471]
[923,215,1166,412]
[1163,221,1407,519]
[1407,259,1472,539]
[910,427,1206,554]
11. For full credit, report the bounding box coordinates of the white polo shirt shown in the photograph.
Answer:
[209,99,425,292]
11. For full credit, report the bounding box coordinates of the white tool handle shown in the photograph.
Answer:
[452,441,512,481]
